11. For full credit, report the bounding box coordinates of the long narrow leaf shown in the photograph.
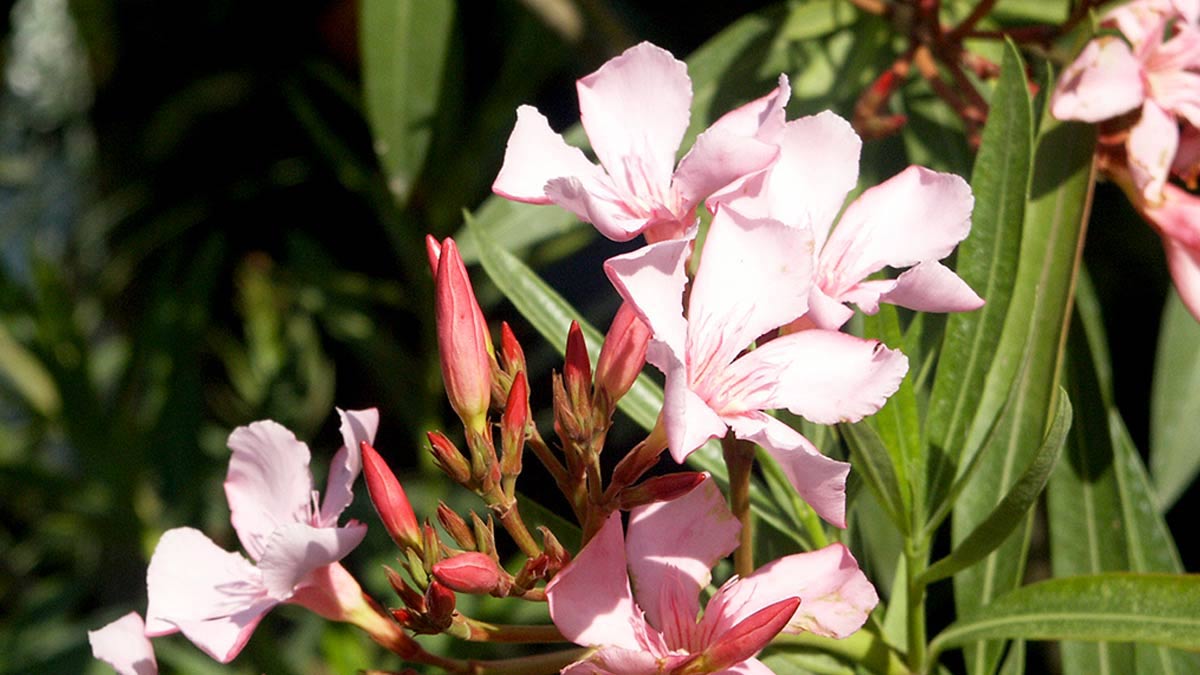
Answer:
[920,391,1071,585]
[1150,289,1200,510]
[840,421,908,534]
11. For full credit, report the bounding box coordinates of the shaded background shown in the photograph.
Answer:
[0,1,1194,673]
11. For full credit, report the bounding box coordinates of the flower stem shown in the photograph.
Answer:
[454,615,568,643]
[905,538,931,674]
[723,434,756,577]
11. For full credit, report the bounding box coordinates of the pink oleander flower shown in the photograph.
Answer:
[144,409,378,663]
[89,612,157,675]
[492,41,781,243]
[546,475,878,675]
[713,103,981,330]
[430,236,493,432]
[1052,0,1200,202]
[605,205,909,527]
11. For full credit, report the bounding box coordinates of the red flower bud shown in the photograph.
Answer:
[360,442,421,551]
[563,321,592,409]
[500,322,526,376]
[425,234,442,277]
[436,502,476,550]
[423,580,456,630]
[433,237,492,431]
[500,371,528,479]
[595,302,651,407]
[428,430,471,486]
[700,597,800,672]
[431,552,508,595]
[617,472,707,510]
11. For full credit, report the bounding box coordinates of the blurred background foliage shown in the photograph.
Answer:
[0,0,1194,673]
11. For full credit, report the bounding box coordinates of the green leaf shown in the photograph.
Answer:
[0,321,60,417]
[951,108,1095,673]
[1150,288,1200,510]
[361,0,455,206]
[463,214,798,543]
[1049,289,1199,674]
[840,420,908,534]
[926,40,1031,517]
[862,304,921,521]
[920,390,1070,586]
[932,574,1200,656]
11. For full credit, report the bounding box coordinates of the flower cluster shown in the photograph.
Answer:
[1053,0,1200,318]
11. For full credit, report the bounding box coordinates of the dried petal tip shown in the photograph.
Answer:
[361,441,422,551]
[432,552,508,595]
[433,237,493,431]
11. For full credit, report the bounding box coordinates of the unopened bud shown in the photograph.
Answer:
[433,237,492,431]
[538,526,571,573]
[471,512,496,555]
[500,371,528,479]
[500,322,526,376]
[437,502,476,550]
[552,374,585,444]
[425,234,442,277]
[428,431,471,486]
[618,472,707,511]
[563,321,592,410]
[432,552,509,595]
[361,442,422,551]
[696,597,800,672]
[423,580,456,630]
[595,302,650,409]
[422,522,443,565]
[385,566,425,610]
[465,428,500,492]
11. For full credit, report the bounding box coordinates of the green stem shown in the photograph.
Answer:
[723,434,756,577]
[454,615,568,643]
[905,539,931,674]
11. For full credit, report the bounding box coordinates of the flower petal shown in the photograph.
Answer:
[877,260,984,313]
[727,414,850,527]
[545,174,652,242]
[258,521,368,599]
[1128,100,1179,204]
[706,74,791,143]
[672,127,778,214]
[89,613,157,675]
[1142,184,1200,320]
[717,330,908,425]
[1164,234,1200,322]
[577,42,691,204]
[819,166,973,300]
[714,657,776,675]
[144,528,275,663]
[626,475,739,629]
[1051,37,1146,123]
[687,207,814,382]
[561,647,669,675]
[492,105,602,203]
[705,543,878,639]
[224,421,314,560]
[319,408,378,526]
[605,238,692,356]
[547,512,643,651]
[659,342,730,462]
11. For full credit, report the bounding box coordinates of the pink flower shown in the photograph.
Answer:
[546,476,878,675]
[605,206,909,527]
[492,42,781,243]
[144,409,378,663]
[1053,0,1200,202]
[89,612,157,675]
[713,110,981,330]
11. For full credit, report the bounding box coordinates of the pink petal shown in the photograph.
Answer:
[715,657,776,675]
[878,261,984,313]
[726,414,850,528]
[1164,234,1200,322]
[660,345,729,462]
[546,512,643,651]
[605,238,692,356]
[257,522,367,599]
[716,329,908,425]
[819,166,974,300]
[545,174,653,242]
[89,613,157,675]
[319,408,378,526]
[704,543,878,639]
[1051,37,1146,123]
[798,286,856,331]
[672,128,778,214]
[625,475,739,628]
[721,112,862,245]
[561,647,670,675]
[1172,125,1200,185]
[577,42,691,205]
[1128,100,1179,204]
[224,421,314,560]
[144,528,275,663]
[492,105,602,203]
[1143,184,1200,320]
[687,207,814,380]
[706,74,791,143]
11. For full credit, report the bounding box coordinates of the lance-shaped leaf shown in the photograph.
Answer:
[951,96,1095,674]
[931,574,1200,657]
[1050,281,1199,675]
[927,40,1030,516]
[463,215,798,542]
[840,420,908,534]
[361,0,455,207]
[862,304,921,521]
[920,391,1070,586]
[1151,289,1200,511]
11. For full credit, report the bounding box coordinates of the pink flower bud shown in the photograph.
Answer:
[617,472,706,510]
[432,552,508,595]
[500,322,526,376]
[423,580,456,630]
[500,371,528,478]
[433,238,492,431]
[425,234,442,277]
[698,597,801,672]
[360,441,422,551]
[595,302,651,407]
[563,321,592,409]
